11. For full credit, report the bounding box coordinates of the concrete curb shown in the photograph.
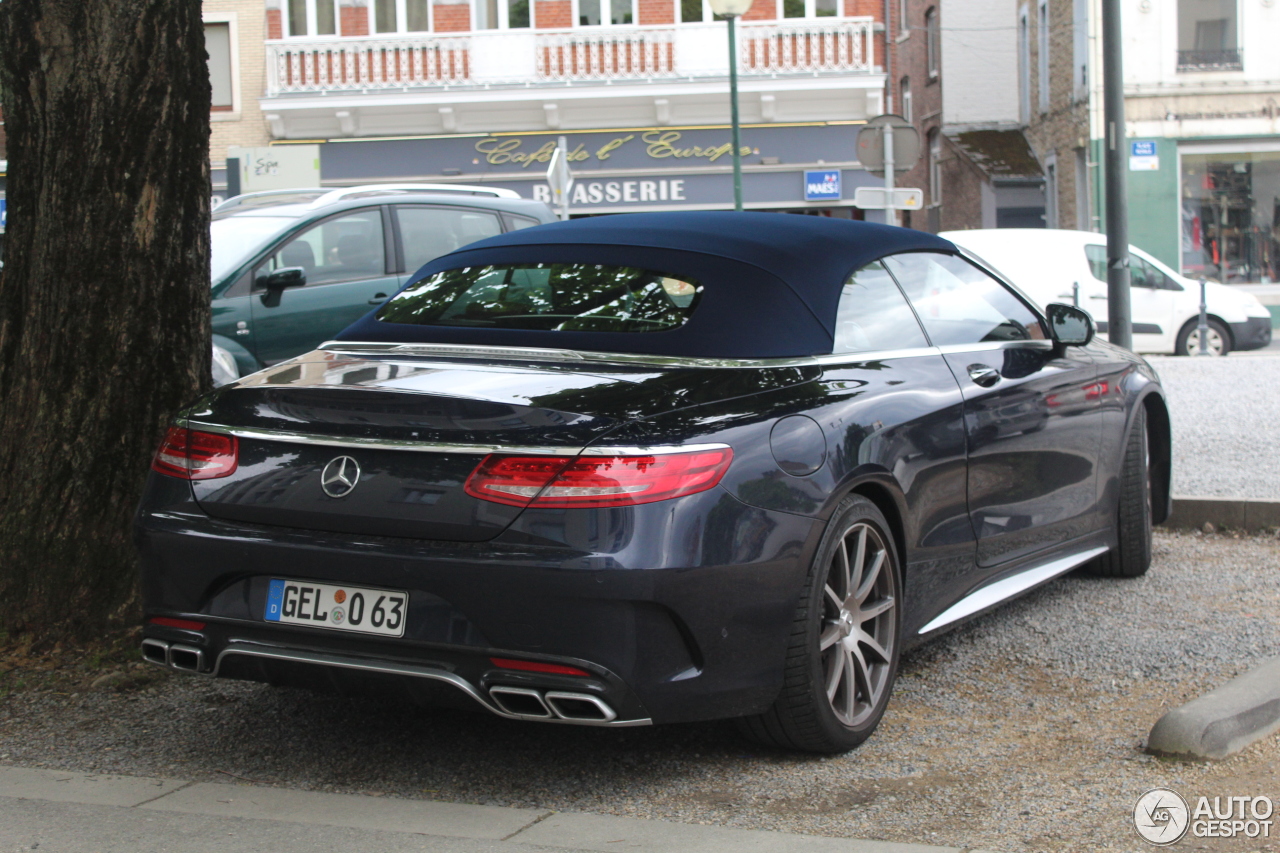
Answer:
[0,766,999,853]
[1147,657,1280,760]
[1165,496,1280,532]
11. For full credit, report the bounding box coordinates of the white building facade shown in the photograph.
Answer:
[1113,0,1280,283]
[211,0,893,213]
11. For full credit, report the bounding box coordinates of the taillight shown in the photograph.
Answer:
[151,427,238,480]
[464,447,732,508]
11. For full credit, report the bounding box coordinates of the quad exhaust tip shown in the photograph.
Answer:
[141,639,205,673]
[489,686,617,723]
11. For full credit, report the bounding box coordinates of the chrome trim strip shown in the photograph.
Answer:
[317,340,943,370]
[934,340,1055,355]
[186,422,729,457]
[211,642,652,728]
[916,546,1108,635]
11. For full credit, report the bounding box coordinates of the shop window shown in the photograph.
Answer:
[1181,151,1280,283]
[205,23,234,112]
[1177,0,1241,71]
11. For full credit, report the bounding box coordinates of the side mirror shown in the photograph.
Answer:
[1045,303,1094,347]
[256,266,306,308]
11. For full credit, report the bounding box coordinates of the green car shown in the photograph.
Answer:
[211,184,557,382]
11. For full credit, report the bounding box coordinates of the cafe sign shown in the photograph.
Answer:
[475,132,752,168]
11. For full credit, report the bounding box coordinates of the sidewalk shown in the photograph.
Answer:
[0,766,997,853]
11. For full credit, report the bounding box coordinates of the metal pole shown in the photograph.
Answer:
[558,135,570,221]
[1101,0,1132,350]
[728,15,743,212]
[1072,281,1079,308]
[883,122,897,226]
[1197,277,1210,356]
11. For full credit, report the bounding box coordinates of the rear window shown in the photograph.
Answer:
[376,263,703,333]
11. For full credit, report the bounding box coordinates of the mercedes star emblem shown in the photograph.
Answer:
[320,456,361,498]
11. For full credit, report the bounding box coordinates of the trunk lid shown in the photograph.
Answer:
[186,349,815,541]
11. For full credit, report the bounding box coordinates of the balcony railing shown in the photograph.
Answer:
[537,29,677,81]
[267,34,470,93]
[265,18,875,95]
[1177,48,1243,72]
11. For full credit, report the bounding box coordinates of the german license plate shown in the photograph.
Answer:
[265,579,407,638]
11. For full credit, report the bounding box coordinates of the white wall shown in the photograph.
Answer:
[1123,0,1280,87]
[941,0,1020,127]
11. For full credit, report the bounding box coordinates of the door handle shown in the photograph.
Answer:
[967,364,1001,388]
[368,293,388,305]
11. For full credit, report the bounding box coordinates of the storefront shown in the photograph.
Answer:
[1180,143,1280,284]
[301,122,885,219]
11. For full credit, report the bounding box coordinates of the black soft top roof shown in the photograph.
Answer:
[337,211,957,358]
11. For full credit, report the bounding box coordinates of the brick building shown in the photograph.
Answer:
[202,0,894,212]
[891,0,1052,233]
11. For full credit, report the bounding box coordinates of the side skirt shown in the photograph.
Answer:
[916,545,1108,636]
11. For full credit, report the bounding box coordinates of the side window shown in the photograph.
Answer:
[882,252,1047,346]
[260,209,385,288]
[502,213,541,232]
[1084,244,1107,283]
[1134,255,1183,291]
[397,206,503,275]
[833,261,929,353]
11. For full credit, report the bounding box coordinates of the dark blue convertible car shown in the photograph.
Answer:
[136,213,1170,753]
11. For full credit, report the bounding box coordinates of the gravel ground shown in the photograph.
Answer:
[2,529,1277,853]
[1147,354,1280,499]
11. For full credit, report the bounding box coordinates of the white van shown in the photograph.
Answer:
[941,228,1273,356]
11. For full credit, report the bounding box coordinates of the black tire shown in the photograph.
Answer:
[737,495,901,753]
[1175,318,1231,356]
[1089,405,1152,578]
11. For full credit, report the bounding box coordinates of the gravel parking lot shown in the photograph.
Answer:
[1149,353,1280,500]
[2,529,1277,853]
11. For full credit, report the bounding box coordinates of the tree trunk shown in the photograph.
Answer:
[0,0,211,639]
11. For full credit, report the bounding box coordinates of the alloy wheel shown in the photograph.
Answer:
[1183,327,1224,356]
[819,522,897,728]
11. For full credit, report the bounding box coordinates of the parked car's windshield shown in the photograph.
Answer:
[211,215,298,284]
[377,263,703,333]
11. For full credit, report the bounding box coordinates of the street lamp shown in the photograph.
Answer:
[707,0,753,211]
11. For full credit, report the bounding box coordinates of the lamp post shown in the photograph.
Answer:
[707,0,753,211]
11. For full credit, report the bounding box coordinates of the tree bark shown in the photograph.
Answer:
[0,0,211,639]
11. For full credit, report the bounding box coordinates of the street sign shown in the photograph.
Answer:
[853,186,923,210]
[546,136,574,220]
[1129,140,1159,171]
[856,115,920,175]
[803,170,842,201]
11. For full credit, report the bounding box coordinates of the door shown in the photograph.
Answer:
[249,208,400,365]
[1083,244,1178,353]
[883,251,1102,567]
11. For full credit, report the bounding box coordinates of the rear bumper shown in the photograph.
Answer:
[1231,316,1273,351]
[136,494,821,726]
